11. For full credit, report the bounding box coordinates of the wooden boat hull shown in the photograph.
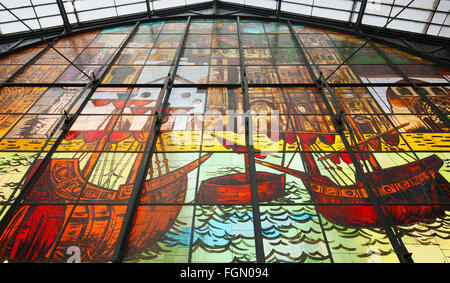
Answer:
[0,154,211,262]
[198,172,286,203]
[256,154,449,228]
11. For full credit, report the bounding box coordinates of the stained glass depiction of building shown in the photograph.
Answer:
[0,1,449,264]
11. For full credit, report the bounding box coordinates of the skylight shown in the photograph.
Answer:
[0,0,449,38]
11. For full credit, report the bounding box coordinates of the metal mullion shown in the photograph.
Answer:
[30,26,97,69]
[288,20,414,263]
[276,0,282,17]
[361,42,450,205]
[368,40,450,128]
[320,65,414,264]
[349,0,358,23]
[362,13,450,30]
[0,10,63,26]
[322,65,415,263]
[355,0,367,31]
[0,76,94,232]
[236,16,265,264]
[213,0,218,15]
[327,30,448,205]
[71,0,174,20]
[361,1,446,21]
[323,0,416,82]
[111,17,193,263]
[56,0,72,33]
[187,85,210,264]
[281,0,354,18]
[109,18,166,86]
[69,0,80,25]
[45,91,137,263]
[264,23,335,263]
[352,86,450,208]
[437,10,449,37]
[150,0,155,13]
[29,0,43,31]
[145,0,152,17]
[43,21,143,262]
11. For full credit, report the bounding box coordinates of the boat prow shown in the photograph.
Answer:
[0,153,212,262]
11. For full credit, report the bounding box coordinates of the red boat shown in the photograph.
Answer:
[198,171,285,203]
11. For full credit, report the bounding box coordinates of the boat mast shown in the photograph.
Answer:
[81,108,122,179]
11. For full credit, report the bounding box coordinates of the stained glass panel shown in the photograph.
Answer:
[13,65,68,83]
[0,16,449,264]
[190,205,257,262]
[0,65,21,83]
[213,22,237,34]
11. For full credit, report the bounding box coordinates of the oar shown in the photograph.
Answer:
[318,123,409,161]
[208,132,281,158]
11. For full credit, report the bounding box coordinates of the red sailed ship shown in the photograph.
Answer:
[256,153,449,228]
[251,120,450,228]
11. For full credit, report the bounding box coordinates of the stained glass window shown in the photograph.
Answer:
[0,16,449,264]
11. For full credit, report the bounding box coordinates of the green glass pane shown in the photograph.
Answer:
[336,48,387,65]
[271,48,303,65]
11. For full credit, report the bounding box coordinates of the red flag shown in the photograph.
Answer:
[382,132,400,147]
[109,132,132,143]
[298,133,317,145]
[331,154,340,164]
[65,131,80,141]
[340,152,352,164]
[82,131,108,143]
[91,99,112,107]
[319,134,335,145]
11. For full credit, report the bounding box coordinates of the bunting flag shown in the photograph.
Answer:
[81,131,109,143]
[91,99,154,114]
[297,133,318,145]
[339,152,353,164]
[65,131,133,144]
[318,134,336,145]
[109,132,132,144]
